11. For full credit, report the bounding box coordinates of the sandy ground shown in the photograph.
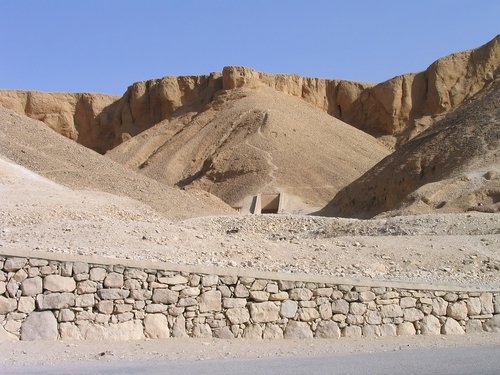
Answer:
[0,333,499,368]
[1,157,499,289]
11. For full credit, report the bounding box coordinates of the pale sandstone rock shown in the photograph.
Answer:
[234,284,250,298]
[144,314,170,339]
[315,321,340,339]
[243,324,263,339]
[97,300,114,314]
[0,296,18,314]
[263,324,283,339]
[420,315,442,335]
[380,304,403,318]
[75,294,95,308]
[21,277,43,296]
[180,287,200,297]
[284,321,313,339]
[152,289,178,304]
[44,275,76,292]
[403,308,424,322]
[198,290,222,312]
[298,308,320,322]
[358,291,375,302]
[214,326,234,339]
[397,322,416,336]
[466,298,482,316]
[442,318,465,335]
[192,323,212,338]
[365,310,382,325]
[21,311,58,340]
[447,301,468,320]
[158,275,188,285]
[226,307,250,325]
[80,320,145,341]
[350,302,367,315]
[202,275,218,287]
[400,297,417,308]
[3,258,26,272]
[0,325,18,342]
[249,302,279,323]
[98,289,130,300]
[380,324,397,337]
[72,262,89,275]
[484,315,500,333]
[172,315,187,337]
[249,291,270,302]
[59,323,82,340]
[480,293,494,314]
[77,280,97,294]
[280,300,298,318]
[465,320,484,333]
[269,292,289,301]
[17,296,35,314]
[104,273,124,288]
[0,281,5,295]
[432,297,448,316]
[331,299,349,315]
[319,303,333,320]
[289,288,313,301]
[89,267,107,281]
[362,325,381,338]
[36,293,75,310]
[59,309,75,322]
[343,326,362,338]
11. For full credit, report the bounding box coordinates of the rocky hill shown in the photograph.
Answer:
[1,35,497,154]
[107,86,389,211]
[318,79,500,218]
[0,108,234,220]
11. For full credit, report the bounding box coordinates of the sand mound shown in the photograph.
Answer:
[318,80,500,218]
[107,86,389,212]
[0,108,234,220]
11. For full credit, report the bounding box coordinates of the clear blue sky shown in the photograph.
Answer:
[1,1,498,95]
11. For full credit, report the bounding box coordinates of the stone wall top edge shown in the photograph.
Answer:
[1,248,498,293]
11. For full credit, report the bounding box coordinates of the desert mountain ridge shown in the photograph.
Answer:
[0,35,498,154]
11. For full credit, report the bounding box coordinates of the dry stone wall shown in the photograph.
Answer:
[0,254,499,342]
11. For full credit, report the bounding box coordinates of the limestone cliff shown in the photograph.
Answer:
[0,35,498,153]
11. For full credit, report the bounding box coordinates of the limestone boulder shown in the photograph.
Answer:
[144,314,170,339]
[284,321,313,339]
[21,311,58,340]
[315,321,340,339]
[442,318,465,335]
[249,302,279,323]
[44,275,76,292]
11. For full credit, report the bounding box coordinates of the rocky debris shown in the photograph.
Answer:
[0,255,497,342]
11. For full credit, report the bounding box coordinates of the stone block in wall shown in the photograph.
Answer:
[234,284,249,298]
[77,280,97,294]
[198,290,222,312]
[104,273,124,288]
[243,324,263,339]
[250,291,270,302]
[97,289,130,300]
[280,300,298,318]
[447,301,467,320]
[60,262,73,277]
[249,302,280,323]
[480,293,494,314]
[124,268,148,281]
[89,267,107,281]
[315,321,340,338]
[3,258,26,272]
[75,294,95,308]
[158,275,188,285]
[202,275,218,287]
[331,299,349,315]
[250,279,267,291]
[20,311,58,341]
[403,308,424,322]
[214,326,234,339]
[362,325,381,338]
[484,315,500,333]
[44,275,76,292]
[59,322,82,340]
[145,304,168,313]
[144,314,170,339]
[298,308,320,322]
[17,296,35,314]
[36,293,75,310]
[380,304,403,318]
[263,324,283,339]
[278,280,295,290]
[21,277,42,296]
[223,298,247,309]
[192,323,212,338]
[397,322,416,336]
[379,324,397,336]
[79,320,145,341]
[180,287,201,297]
[466,298,482,316]
[72,262,89,275]
[343,326,362,338]
[97,300,114,314]
[432,297,448,316]
[284,321,312,339]
[0,296,17,314]
[465,320,484,333]
[420,315,441,335]
[319,303,332,320]
[442,318,465,335]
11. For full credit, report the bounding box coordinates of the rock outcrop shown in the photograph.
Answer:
[318,78,500,218]
[1,36,498,153]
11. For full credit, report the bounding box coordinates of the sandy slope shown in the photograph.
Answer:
[1,156,499,288]
[108,86,389,210]
[319,79,500,218]
[0,108,234,220]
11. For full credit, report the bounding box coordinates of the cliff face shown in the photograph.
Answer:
[0,36,498,153]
